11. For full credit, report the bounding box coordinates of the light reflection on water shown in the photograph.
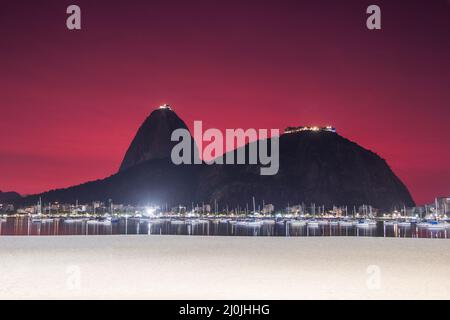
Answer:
[0,217,448,238]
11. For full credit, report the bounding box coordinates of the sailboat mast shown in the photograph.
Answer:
[252,196,256,214]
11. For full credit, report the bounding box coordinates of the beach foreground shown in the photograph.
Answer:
[0,236,449,300]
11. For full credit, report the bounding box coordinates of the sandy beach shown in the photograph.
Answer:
[0,236,449,300]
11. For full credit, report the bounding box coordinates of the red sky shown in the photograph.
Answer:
[1,0,449,205]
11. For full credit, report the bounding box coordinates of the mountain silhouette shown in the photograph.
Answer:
[0,191,21,203]
[119,105,191,172]
[197,131,415,209]
[19,107,415,210]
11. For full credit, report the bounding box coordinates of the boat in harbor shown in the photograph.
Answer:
[289,220,307,227]
[236,221,263,228]
[211,218,230,224]
[417,222,431,228]
[111,217,120,223]
[307,220,320,228]
[31,216,43,223]
[356,219,377,228]
[339,221,354,227]
[87,219,112,226]
[427,221,448,230]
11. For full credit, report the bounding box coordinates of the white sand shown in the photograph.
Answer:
[0,236,449,300]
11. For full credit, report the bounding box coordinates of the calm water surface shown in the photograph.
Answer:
[0,217,448,238]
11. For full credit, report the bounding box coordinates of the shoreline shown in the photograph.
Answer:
[0,236,449,299]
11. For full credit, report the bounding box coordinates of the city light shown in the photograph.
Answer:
[145,207,157,216]
[159,104,172,110]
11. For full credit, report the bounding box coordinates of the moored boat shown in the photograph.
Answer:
[307,221,319,228]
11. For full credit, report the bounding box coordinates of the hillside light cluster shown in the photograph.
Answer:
[284,126,337,134]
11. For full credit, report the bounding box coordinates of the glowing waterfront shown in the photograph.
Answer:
[0,216,449,238]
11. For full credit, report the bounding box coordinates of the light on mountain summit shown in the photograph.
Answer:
[159,104,172,110]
